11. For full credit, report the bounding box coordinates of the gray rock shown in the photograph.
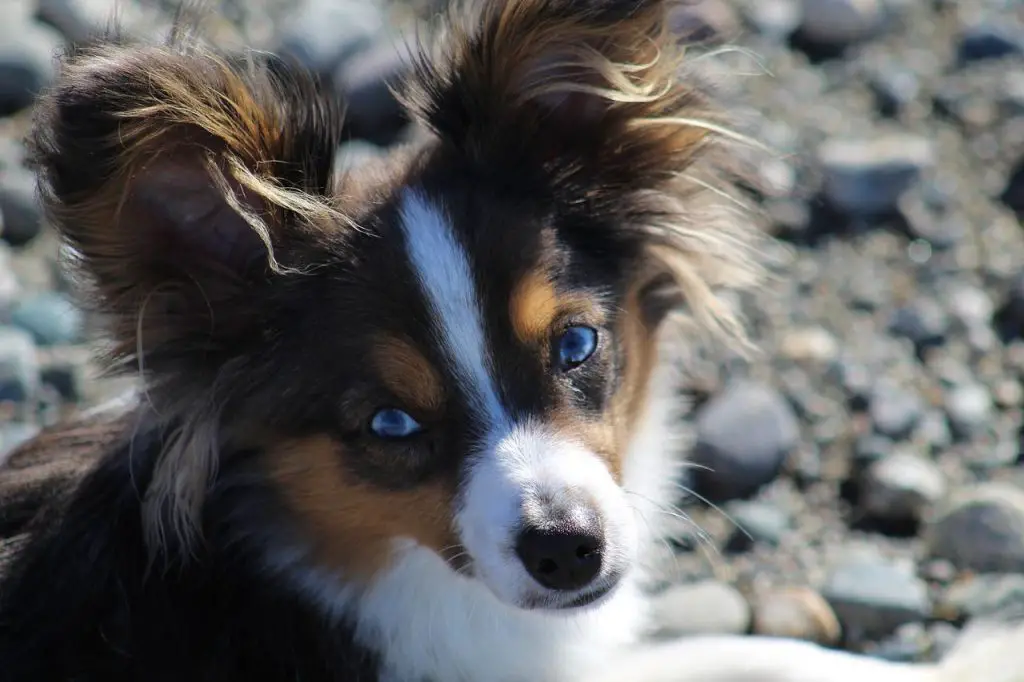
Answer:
[0,244,21,315]
[333,38,412,146]
[0,167,44,247]
[799,0,884,48]
[866,622,931,663]
[822,556,930,639]
[744,0,801,41]
[11,293,84,347]
[940,574,1024,622]
[888,298,949,352]
[818,135,935,217]
[649,580,751,637]
[0,421,40,466]
[0,16,63,115]
[853,434,893,469]
[36,0,115,43]
[38,346,90,402]
[925,484,1024,573]
[860,450,946,524]
[870,380,923,440]
[869,62,920,117]
[691,380,800,502]
[752,587,841,645]
[669,0,740,42]
[0,326,39,403]
[946,284,994,331]
[916,411,952,453]
[277,0,386,77]
[958,23,1024,64]
[995,272,1024,339]
[724,500,792,552]
[943,381,993,441]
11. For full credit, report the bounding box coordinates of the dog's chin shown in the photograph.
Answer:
[518,581,620,614]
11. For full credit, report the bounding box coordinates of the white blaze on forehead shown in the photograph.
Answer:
[397,188,508,429]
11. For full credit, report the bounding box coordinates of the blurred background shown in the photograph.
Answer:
[2,0,1024,665]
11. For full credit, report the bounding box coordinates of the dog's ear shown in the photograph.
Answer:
[405,0,710,184]
[28,38,342,373]
[407,0,764,342]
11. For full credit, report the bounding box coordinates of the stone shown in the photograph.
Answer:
[943,381,993,441]
[925,484,1024,573]
[868,62,920,117]
[0,244,21,316]
[691,380,800,502]
[946,284,994,331]
[0,326,39,403]
[888,298,949,353]
[0,421,40,466]
[0,16,62,115]
[869,381,923,440]
[779,326,839,363]
[860,450,946,524]
[822,556,930,640]
[724,500,792,552]
[744,0,801,41]
[957,23,1024,64]
[939,574,1024,622]
[0,165,45,247]
[752,587,842,645]
[798,0,884,49]
[276,0,386,77]
[11,293,84,346]
[649,580,751,637]
[818,135,935,217]
[333,38,412,146]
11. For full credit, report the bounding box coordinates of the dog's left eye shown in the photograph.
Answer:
[370,408,423,439]
[556,326,598,371]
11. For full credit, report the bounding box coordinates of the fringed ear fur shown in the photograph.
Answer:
[27,30,344,377]
[403,0,768,347]
[26,27,345,559]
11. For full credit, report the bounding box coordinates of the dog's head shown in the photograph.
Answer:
[29,0,760,612]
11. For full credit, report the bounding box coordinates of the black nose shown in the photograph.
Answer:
[514,505,604,592]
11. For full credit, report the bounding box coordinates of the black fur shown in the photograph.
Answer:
[0,420,381,682]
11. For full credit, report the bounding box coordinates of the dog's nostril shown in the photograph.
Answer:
[514,521,604,592]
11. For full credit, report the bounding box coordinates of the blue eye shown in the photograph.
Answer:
[370,408,423,439]
[556,326,598,371]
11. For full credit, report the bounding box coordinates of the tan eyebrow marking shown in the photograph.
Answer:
[509,268,607,344]
[372,335,445,413]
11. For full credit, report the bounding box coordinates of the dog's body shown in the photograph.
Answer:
[1,1,1023,681]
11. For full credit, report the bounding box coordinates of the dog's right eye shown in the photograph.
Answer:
[369,408,423,439]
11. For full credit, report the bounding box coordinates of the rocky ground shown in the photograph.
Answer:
[2,0,1024,666]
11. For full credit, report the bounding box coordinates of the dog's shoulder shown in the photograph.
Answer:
[0,415,381,682]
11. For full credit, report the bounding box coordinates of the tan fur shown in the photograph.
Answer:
[509,269,607,345]
[267,436,459,580]
[509,270,560,344]
[372,335,445,414]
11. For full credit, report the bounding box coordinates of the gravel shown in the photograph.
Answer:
[1,0,1024,666]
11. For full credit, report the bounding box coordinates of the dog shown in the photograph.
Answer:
[2,1,1024,680]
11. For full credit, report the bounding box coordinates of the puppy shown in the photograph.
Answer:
[1,1,1022,681]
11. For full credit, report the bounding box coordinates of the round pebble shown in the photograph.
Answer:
[691,380,800,502]
[649,581,752,637]
[925,484,1024,574]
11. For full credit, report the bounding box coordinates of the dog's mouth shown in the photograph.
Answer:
[519,576,621,612]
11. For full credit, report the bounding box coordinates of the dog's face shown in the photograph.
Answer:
[29,0,756,612]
